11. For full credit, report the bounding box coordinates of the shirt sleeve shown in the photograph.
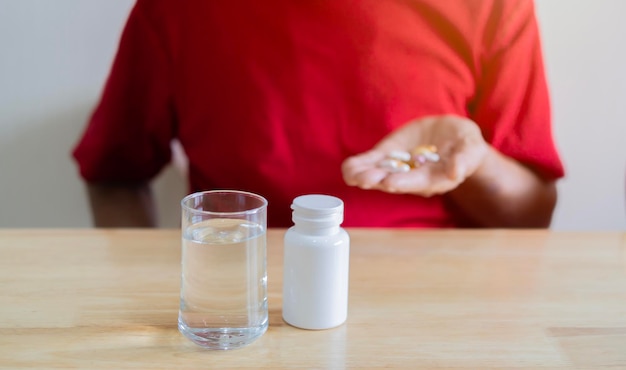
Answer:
[470,0,565,180]
[72,0,175,183]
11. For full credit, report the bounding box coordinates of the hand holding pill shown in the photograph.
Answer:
[377,146,440,173]
[341,115,489,197]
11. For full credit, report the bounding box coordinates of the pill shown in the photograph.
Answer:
[411,145,438,156]
[413,154,427,165]
[378,159,411,173]
[387,150,412,162]
[410,145,440,166]
[418,151,440,163]
[377,145,440,172]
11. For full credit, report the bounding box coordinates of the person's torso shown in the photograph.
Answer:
[153,0,490,227]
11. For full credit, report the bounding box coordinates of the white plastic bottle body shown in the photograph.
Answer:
[282,227,350,330]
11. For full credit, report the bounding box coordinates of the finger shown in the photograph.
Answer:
[342,151,386,186]
[380,165,458,195]
[351,167,391,190]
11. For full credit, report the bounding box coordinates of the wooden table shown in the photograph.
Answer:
[1,229,625,369]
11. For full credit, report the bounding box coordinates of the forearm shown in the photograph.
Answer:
[446,146,557,228]
[86,182,157,228]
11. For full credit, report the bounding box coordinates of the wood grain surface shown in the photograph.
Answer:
[1,229,625,369]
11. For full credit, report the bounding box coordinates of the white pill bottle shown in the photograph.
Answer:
[282,194,350,330]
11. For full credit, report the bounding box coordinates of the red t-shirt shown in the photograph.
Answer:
[73,0,564,228]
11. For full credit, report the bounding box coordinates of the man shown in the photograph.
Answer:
[73,0,564,228]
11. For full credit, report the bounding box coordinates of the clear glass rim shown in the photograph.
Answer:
[181,190,268,217]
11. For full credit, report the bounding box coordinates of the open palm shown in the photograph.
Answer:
[342,115,489,197]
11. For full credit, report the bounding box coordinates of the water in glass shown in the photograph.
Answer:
[178,218,268,349]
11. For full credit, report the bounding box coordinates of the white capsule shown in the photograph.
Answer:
[387,150,412,162]
[422,151,440,162]
[378,159,411,173]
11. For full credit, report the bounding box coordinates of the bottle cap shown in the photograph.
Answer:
[291,194,344,227]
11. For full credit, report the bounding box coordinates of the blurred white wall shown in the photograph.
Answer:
[536,0,626,230]
[0,0,184,227]
[0,0,624,229]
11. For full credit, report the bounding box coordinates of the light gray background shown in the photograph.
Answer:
[1,0,624,229]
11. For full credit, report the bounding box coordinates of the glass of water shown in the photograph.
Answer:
[179,190,268,350]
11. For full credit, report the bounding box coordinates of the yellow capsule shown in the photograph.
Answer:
[411,145,438,156]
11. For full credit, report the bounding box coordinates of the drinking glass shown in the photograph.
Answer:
[178,190,268,349]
